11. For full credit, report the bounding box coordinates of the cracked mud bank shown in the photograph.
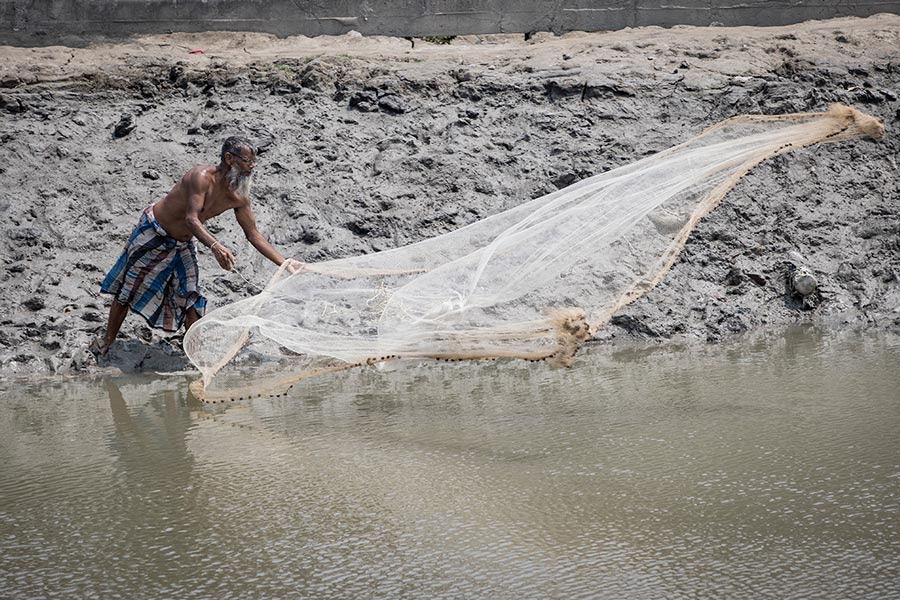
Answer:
[0,15,898,376]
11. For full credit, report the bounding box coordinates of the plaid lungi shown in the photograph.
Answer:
[101,205,207,332]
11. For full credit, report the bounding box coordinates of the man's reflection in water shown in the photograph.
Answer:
[104,378,212,591]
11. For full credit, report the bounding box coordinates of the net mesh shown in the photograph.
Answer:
[184,104,883,403]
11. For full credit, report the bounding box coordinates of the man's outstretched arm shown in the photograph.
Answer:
[235,204,305,273]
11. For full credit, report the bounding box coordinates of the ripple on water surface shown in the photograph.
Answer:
[1,328,899,598]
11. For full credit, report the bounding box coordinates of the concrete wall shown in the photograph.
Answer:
[3,0,899,44]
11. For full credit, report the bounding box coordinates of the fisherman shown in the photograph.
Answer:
[92,136,303,355]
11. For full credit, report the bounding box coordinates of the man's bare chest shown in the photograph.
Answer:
[199,195,237,222]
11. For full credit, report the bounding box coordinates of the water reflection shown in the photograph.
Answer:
[0,328,898,598]
[103,378,218,593]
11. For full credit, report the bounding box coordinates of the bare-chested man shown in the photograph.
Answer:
[94,135,303,355]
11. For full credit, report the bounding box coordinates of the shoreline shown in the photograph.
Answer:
[1,322,895,389]
[1,15,898,377]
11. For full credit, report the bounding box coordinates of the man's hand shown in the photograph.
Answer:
[212,243,236,271]
[284,258,306,275]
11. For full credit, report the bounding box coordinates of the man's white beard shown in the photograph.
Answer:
[226,164,253,199]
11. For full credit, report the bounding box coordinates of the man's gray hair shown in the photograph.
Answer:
[221,136,255,162]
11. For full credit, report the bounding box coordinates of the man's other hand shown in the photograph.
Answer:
[213,244,236,271]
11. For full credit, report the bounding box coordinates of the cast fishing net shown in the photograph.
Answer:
[185,104,883,403]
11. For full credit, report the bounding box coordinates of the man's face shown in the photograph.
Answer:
[225,149,256,199]
[228,150,257,176]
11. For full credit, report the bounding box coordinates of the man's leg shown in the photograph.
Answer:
[100,300,129,354]
[184,307,201,331]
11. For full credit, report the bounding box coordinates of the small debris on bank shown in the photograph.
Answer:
[113,113,136,138]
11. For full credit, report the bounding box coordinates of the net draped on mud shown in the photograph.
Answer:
[185,104,883,403]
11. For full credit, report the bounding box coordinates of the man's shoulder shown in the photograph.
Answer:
[181,165,217,189]
[184,164,216,180]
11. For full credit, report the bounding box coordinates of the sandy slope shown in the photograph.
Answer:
[0,14,898,375]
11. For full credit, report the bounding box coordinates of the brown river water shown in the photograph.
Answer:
[1,327,898,599]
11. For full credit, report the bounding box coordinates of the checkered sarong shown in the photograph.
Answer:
[101,205,206,332]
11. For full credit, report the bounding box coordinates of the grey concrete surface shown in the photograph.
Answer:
[3,0,900,45]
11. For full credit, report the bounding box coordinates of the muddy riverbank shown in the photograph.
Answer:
[1,15,898,375]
